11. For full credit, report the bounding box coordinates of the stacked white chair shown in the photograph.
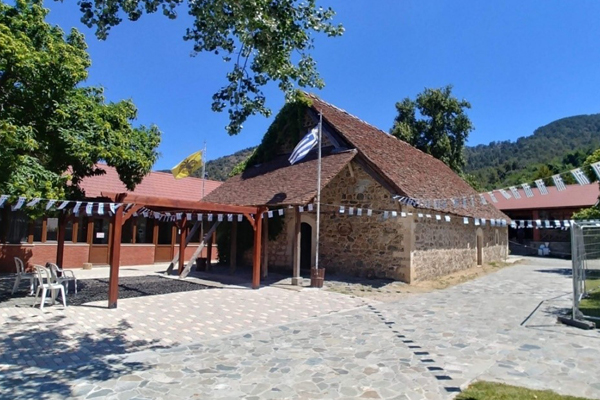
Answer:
[11,257,35,295]
[47,263,77,294]
[32,265,67,310]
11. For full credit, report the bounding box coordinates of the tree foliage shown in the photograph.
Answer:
[74,0,344,135]
[0,0,161,203]
[465,113,600,190]
[390,85,473,174]
[572,149,600,220]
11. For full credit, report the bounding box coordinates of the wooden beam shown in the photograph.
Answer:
[101,192,258,215]
[206,231,214,272]
[72,217,79,243]
[244,212,255,228]
[252,208,264,289]
[108,200,124,308]
[261,216,268,279]
[41,217,48,243]
[56,213,66,267]
[177,215,187,274]
[122,205,143,224]
[229,219,237,274]
[86,218,94,244]
[165,221,201,275]
[291,207,302,285]
[180,221,221,278]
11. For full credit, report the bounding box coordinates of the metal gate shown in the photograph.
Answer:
[570,220,600,325]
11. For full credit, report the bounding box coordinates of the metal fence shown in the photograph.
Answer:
[571,220,600,324]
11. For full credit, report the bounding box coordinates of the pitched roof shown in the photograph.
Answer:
[491,184,600,211]
[203,149,357,207]
[306,94,506,220]
[80,164,222,202]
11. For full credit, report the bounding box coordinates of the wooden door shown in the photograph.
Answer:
[89,218,110,264]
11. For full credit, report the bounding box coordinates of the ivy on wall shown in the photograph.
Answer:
[229,91,313,177]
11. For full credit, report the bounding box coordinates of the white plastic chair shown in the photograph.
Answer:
[47,263,77,294]
[11,257,35,295]
[32,265,66,310]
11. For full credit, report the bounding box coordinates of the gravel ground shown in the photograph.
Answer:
[0,275,214,307]
[69,276,214,306]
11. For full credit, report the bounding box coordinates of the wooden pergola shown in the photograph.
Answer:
[53,192,266,308]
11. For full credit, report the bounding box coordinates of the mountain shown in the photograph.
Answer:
[172,114,600,188]
[465,114,600,190]
[196,147,256,181]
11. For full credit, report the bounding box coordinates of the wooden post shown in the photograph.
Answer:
[56,213,66,267]
[229,218,237,274]
[177,216,187,275]
[252,209,263,289]
[532,210,541,242]
[291,207,302,285]
[261,215,268,279]
[206,230,214,272]
[108,202,124,309]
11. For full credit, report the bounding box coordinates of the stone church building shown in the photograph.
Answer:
[204,94,508,283]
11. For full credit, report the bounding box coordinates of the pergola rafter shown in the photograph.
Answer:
[53,192,267,309]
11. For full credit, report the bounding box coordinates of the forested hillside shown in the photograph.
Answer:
[196,147,256,181]
[465,114,600,189]
[170,114,600,188]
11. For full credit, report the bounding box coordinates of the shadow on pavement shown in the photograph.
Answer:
[0,316,165,399]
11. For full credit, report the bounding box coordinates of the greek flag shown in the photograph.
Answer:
[509,186,521,199]
[552,174,566,191]
[535,179,548,195]
[571,168,590,185]
[289,127,319,165]
[591,162,600,180]
[522,183,534,198]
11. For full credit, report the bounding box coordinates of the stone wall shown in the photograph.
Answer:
[270,161,412,281]
[260,159,509,283]
[412,216,508,281]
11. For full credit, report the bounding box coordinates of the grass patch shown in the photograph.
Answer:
[579,277,600,325]
[456,381,591,400]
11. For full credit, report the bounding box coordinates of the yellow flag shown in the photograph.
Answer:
[171,150,203,179]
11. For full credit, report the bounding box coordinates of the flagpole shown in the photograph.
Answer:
[201,141,207,198]
[315,112,322,274]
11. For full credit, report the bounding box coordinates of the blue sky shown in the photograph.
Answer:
[46,1,600,171]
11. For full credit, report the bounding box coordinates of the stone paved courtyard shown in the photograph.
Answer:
[1,257,599,399]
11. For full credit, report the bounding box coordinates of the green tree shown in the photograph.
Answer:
[390,85,473,173]
[0,0,161,203]
[74,0,344,135]
[573,149,600,219]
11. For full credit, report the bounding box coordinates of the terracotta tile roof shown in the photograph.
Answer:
[490,184,600,211]
[307,95,507,220]
[203,149,358,207]
[80,164,222,202]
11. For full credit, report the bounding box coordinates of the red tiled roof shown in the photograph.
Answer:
[80,164,222,202]
[490,184,600,211]
[203,149,358,207]
[307,95,507,220]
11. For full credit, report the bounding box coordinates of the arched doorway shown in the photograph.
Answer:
[476,228,483,266]
[300,222,312,271]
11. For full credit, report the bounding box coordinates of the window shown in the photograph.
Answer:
[92,218,110,245]
[157,221,173,245]
[77,217,88,243]
[122,218,134,244]
[136,217,154,244]
[46,218,58,241]
[33,218,44,242]
[7,212,28,244]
